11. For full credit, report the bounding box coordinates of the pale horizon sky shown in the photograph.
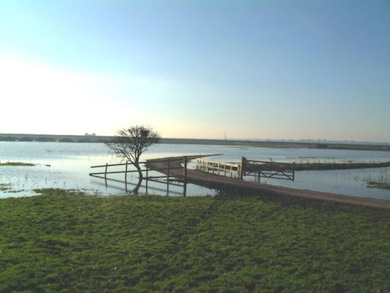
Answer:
[1,1,389,142]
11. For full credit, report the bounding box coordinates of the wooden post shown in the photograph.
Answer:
[166,158,170,195]
[145,163,149,193]
[125,161,128,192]
[239,157,246,180]
[183,156,187,197]
[104,163,108,188]
[292,162,295,182]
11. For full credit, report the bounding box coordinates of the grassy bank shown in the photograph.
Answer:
[293,161,390,171]
[1,189,389,292]
[247,161,390,171]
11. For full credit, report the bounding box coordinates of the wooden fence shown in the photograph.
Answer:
[90,157,188,195]
[243,158,295,182]
[196,159,242,178]
[196,157,295,182]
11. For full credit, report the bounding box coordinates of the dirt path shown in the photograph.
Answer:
[146,156,390,209]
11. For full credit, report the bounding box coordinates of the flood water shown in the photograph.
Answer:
[0,141,389,200]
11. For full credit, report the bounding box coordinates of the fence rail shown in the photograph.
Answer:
[196,160,241,178]
[90,155,296,195]
[244,159,295,182]
[195,157,295,182]
[90,157,188,195]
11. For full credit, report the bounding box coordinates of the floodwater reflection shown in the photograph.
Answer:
[0,142,389,199]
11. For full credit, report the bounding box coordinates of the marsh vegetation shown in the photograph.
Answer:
[367,181,390,189]
[247,160,390,171]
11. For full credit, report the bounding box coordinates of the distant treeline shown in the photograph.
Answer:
[0,133,389,151]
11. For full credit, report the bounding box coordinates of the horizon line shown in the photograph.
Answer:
[1,132,389,145]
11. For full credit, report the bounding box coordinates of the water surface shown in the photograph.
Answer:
[1,142,389,199]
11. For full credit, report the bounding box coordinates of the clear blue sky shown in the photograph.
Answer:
[1,0,389,142]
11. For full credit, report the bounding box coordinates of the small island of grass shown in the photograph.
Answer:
[247,161,390,172]
[367,181,390,189]
[0,162,36,167]
[294,161,390,171]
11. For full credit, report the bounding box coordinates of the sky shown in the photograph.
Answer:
[1,0,389,142]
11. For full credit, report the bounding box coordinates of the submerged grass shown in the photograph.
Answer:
[0,189,389,292]
[0,184,24,194]
[0,183,11,192]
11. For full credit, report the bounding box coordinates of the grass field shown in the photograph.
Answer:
[1,189,389,292]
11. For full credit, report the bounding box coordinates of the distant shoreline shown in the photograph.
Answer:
[0,133,389,151]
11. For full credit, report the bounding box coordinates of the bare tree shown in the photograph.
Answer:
[106,125,160,192]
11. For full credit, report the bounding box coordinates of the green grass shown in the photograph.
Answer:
[0,161,36,166]
[0,189,389,292]
[247,161,390,171]
[294,161,390,171]
[367,181,390,189]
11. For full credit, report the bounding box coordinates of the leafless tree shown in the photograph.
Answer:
[106,125,160,193]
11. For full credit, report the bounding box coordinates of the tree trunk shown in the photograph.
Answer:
[134,162,143,181]
[132,162,143,195]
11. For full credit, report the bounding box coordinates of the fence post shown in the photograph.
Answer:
[125,161,128,192]
[166,158,170,195]
[239,157,246,180]
[183,156,187,197]
[292,162,295,182]
[103,163,108,188]
[145,162,149,193]
[145,162,149,180]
